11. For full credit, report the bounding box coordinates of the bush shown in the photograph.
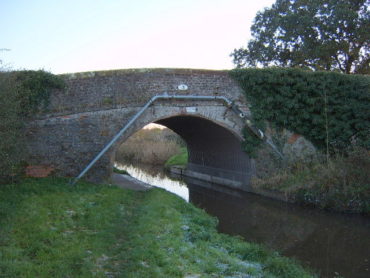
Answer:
[294,148,370,214]
[252,147,370,214]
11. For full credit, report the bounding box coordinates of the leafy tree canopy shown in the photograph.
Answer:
[232,0,370,74]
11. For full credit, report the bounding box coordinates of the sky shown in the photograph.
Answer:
[0,0,275,74]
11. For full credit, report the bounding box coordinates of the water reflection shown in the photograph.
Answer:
[113,164,370,278]
[115,163,189,201]
[187,180,370,278]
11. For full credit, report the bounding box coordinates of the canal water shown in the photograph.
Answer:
[115,163,370,278]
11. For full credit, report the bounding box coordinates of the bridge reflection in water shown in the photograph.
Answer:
[115,164,370,278]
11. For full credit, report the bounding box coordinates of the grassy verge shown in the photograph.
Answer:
[165,147,188,168]
[252,148,370,214]
[0,178,316,277]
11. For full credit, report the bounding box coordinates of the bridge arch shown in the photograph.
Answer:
[110,108,254,189]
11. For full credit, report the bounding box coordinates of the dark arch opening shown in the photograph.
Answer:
[156,116,253,189]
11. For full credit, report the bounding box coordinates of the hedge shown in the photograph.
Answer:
[230,68,370,154]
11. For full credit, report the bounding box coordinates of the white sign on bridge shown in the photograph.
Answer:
[186,107,197,113]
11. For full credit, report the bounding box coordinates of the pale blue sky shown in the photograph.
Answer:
[1,0,274,74]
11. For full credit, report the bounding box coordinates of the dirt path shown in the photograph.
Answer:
[111,173,152,191]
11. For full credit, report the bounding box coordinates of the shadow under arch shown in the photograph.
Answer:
[156,116,254,190]
[108,108,253,191]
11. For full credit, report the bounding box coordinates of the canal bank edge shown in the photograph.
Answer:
[169,165,292,202]
[168,164,370,215]
[0,177,317,278]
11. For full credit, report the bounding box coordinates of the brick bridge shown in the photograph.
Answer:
[26,68,257,191]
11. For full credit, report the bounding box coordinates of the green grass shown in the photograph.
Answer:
[165,147,188,168]
[0,177,316,277]
[0,177,136,277]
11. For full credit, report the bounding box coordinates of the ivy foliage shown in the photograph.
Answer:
[230,68,370,153]
[14,70,65,115]
[0,73,24,183]
[0,70,65,183]
[242,127,264,158]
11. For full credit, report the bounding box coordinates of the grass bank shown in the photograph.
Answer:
[0,178,316,278]
[252,148,370,214]
[165,147,188,168]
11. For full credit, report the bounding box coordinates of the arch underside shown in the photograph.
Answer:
[156,116,253,189]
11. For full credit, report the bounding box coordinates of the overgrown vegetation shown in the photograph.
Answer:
[13,70,65,116]
[230,68,370,155]
[0,177,316,277]
[231,68,370,213]
[0,70,65,184]
[252,146,370,214]
[116,127,185,166]
[292,148,370,214]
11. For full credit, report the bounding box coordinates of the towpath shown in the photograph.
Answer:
[111,173,152,191]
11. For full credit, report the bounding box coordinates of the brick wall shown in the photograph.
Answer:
[25,69,249,187]
[44,68,246,118]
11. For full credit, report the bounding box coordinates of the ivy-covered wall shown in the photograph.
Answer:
[230,68,370,153]
[0,70,65,183]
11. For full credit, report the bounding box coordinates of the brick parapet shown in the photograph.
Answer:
[41,68,245,119]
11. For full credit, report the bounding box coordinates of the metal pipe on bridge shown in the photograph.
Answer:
[70,94,278,185]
